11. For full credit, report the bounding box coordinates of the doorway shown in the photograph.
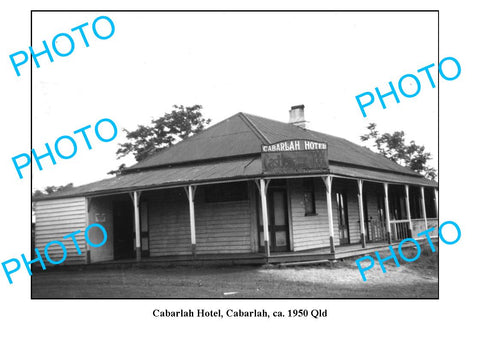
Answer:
[113,200,135,260]
[258,184,290,253]
[336,191,350,245]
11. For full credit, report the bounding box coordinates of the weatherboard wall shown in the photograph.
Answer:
[289,178,364,251]
[33,178,407,264]
[34,197,87,265]
[145,186,254,256]
[289,178,339,251]
[195,200,252,254]
[147,190,192,256]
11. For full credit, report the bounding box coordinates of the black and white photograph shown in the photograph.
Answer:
[29,10,440,299]
[0,1,477,339]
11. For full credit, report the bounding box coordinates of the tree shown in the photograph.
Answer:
[108,105,211,175]
[360,123,437,180]
[32,183,74,198]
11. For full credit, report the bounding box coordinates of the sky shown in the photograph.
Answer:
[30,11,439,190]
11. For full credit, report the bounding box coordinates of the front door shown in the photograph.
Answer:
[113,200,135,260]
[336,192,350,245]
[258,187,290,253]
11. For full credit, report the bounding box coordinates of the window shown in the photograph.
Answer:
[303,179,316,215]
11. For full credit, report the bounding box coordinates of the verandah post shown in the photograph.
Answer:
[260,179,270,258]
[187,185,197,257]
[322,176,335,254]
[85,197,91,264]
[434,188,439,218]
[357,179,366,248]
[405,184,413,238]
[133,191,142,261]
[383,183,392,244]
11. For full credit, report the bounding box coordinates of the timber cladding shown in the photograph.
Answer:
[149,199,191,256]
[148,200,252,256]
[146,188,191,256]
[289,178,364,251]
[195,200,252,254]
[290,178,331,251]
[34,197,87,265]
[147,184,253,256]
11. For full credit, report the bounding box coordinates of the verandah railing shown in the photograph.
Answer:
[390,220,410,241]
[365,218,386,242]
[391,218,439,241]
[366,218,439,243]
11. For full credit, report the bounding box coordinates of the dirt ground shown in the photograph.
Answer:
[31,247,438,299]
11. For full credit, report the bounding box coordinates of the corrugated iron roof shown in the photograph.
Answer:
[36,160,436,202]
[129,112,423,178]
[35,112,437,201]
[129,114,263,170]
[243,113,420,176]
[37,157,262,200]
[328,165,436,187]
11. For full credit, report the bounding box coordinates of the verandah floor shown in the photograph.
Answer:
[267,241,415,264]
[49,237,436,272]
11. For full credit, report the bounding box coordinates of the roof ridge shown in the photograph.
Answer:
[242,112,341,141]
[238,112,270,144]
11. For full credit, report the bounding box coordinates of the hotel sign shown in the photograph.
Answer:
[261,139,329,174]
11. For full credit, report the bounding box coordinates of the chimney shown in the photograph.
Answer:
[289,104,306,128]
